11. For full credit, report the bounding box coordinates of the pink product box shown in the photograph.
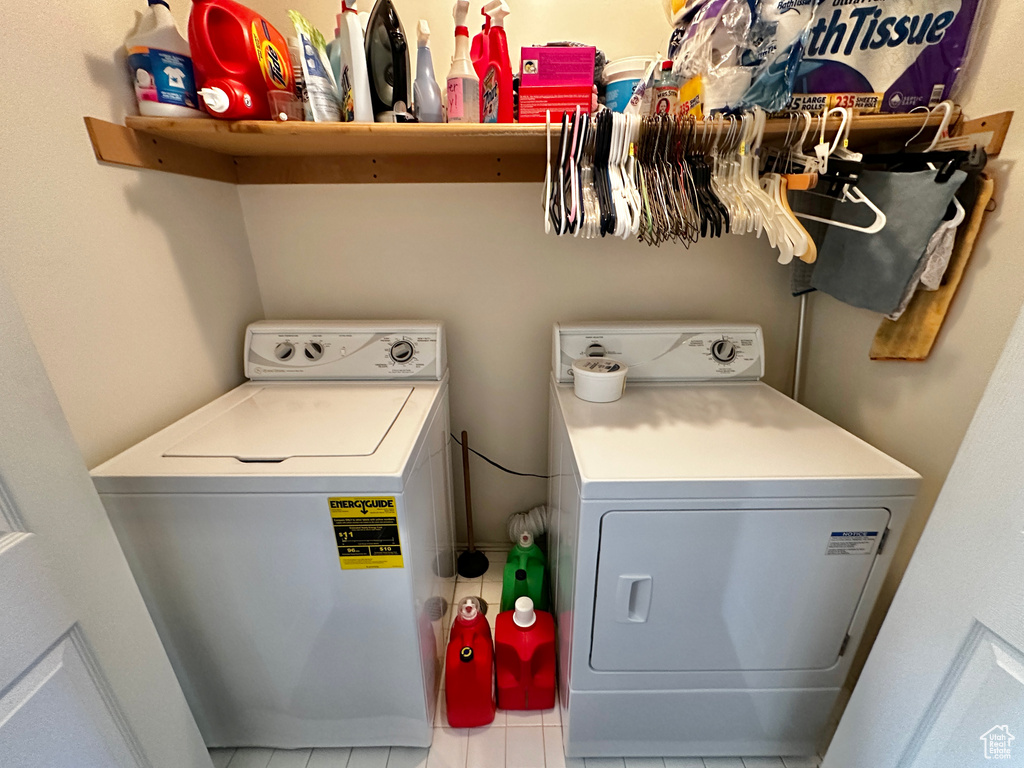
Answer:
[519,46,595,123]
[520,46,596,87]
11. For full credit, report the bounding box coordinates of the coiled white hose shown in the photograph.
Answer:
[506,505,548,543]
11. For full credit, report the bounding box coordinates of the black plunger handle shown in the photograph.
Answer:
[461,430,476,553]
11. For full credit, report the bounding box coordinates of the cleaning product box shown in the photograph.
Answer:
[518,45,595,123]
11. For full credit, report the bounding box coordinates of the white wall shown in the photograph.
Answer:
[0,3,264,468]
[238,0,803,547]
[241,184,800,545]
[241,0,672,81]
[800,0,1024,684]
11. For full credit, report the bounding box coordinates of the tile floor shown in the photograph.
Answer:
[209,550,823,768]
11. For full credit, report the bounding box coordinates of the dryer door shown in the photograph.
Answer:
[590,507,890,672]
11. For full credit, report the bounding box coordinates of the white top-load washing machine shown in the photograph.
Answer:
[547,322,920,759]
[92,321,456,749]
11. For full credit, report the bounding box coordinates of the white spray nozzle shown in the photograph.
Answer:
[513,596,536,628]
[418,19,430,46]
[341,0,358,12]
[483,0,509,26]
[519,531,533,548]
[453,0,470,26]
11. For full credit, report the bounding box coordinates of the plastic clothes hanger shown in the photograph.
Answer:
[543,110,553,235]
[780,176,817,263]
[919,101,966,225]
[795,106,887,235]
[784,110,818,189]
[551,111,570,234]
[796,185,887,234]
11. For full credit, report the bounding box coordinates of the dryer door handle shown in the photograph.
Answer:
[616,575,652,623]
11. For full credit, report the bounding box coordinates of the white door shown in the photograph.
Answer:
[0,272,211,768]
[823,305,1024,767]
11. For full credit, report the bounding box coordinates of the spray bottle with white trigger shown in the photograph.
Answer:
[446,0,480,122]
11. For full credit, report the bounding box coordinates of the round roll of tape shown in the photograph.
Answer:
[572,357,628,403]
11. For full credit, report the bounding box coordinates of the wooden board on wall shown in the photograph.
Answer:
[86,112,958,185]
[84,117,237,183]
[234,153,544,184]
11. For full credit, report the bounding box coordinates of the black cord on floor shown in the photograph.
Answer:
[450,432,551,479]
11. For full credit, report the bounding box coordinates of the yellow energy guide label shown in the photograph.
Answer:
[329,497,404,570]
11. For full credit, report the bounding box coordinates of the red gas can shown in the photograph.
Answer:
[187,0,292,119]
[445,597,495,727]
[495,596,555,710]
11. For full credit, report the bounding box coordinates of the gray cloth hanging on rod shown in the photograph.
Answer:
[805,169,967,315]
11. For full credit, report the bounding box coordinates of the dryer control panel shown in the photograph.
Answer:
[245,321,446,380]
[553,322,764,383]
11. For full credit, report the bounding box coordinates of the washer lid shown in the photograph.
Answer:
[164,385,414,461]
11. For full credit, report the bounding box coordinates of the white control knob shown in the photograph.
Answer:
[390,340,414,363]
[304,342,324,361]
[274,342,295,361]
[711,339,737,364]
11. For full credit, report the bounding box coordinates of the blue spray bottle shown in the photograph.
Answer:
[413,20,444,122]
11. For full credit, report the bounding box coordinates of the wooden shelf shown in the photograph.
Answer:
[85,110,972,185]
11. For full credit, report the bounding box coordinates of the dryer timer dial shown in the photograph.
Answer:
[711,339,737,364]
[390,340,415,364]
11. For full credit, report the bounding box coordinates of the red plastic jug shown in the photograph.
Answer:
[187,0,292,119]
[495,596,555,710]
[445,597,495,727]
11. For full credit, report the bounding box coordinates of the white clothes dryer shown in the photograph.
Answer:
[92,321,456,749]
[547,322,920,758]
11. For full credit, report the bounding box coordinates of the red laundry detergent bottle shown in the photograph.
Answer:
[479,0,512,123]
[188,0,293,119]
[495,596,555,710]
[445,597,495,727]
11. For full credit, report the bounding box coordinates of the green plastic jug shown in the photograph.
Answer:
[500,531,549,612]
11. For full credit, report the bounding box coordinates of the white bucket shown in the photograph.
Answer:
[602,56,652,112]
[572,357,628,403]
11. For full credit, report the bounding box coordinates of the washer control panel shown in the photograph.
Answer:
[554,323,764,383]
[245,321,446,381]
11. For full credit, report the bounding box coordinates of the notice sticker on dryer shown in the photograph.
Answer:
[329,497,404,570]
[825,531,878,556]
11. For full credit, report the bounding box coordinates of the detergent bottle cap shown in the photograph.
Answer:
[483,0,509,27]
[458,596,480,622]
[513,596,536,628]
[519,531,533,548]
[418,19,430,47]
[198,87,229,114]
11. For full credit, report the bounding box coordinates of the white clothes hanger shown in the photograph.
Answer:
[543,110,552,234]
[901,100,966,225]
[796,185,887,234]
[795,106,888,234]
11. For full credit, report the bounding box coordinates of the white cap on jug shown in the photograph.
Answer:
[513,596,536,628]
[458,596,480,622]
[520,531,533,548]
[199,87,229,114]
